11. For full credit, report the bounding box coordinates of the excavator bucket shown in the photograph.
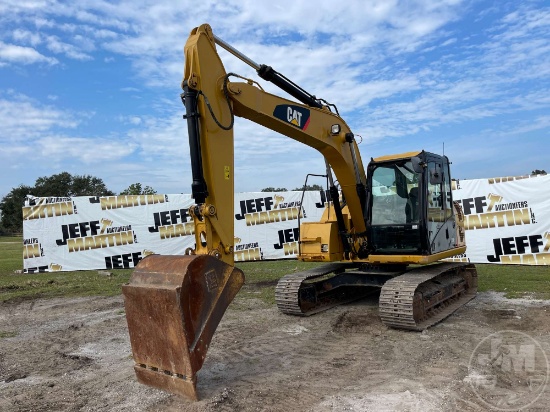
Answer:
[121,254,244,400]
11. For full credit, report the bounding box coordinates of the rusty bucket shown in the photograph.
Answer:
[122,254,244,400]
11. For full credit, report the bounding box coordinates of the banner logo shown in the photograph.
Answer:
[234,239,263,262]
[104,250,152,269]
[455,194,535,230]
[235,195,304,226]
[315,190,330,208]
[49,263,62,271]
[90,194,167,210]
[488,175,543,184]
[23,263,63,273]
[274,194,284,208]
[273,227,300,256]
[273,105,311,130]
[24,266,48,273]
[23,198,76,220]
[23,238,44,259]
[55,220,136,252]
[148,208,194,239]
[487,232,550,264]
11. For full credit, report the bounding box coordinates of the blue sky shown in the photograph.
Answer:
[0,0,548,198]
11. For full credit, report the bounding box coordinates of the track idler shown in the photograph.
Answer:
[122,254,244,400]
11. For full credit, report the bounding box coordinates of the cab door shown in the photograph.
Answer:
[426,157,455,253]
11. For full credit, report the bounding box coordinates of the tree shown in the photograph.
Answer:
[0,172,114,234]
[32,172,114,197]
[531,169,547,176]
[293,184,323,191]
[72,175,115,196]
[34,172,73,197]
[0,184,33,234]
[261,187,288,192]
[120,183,157,195]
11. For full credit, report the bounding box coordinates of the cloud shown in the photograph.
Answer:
[0,93,77,139]
[0,1,548,194]
[37,135,136,163]
[0,0,50,14]
[125,110,186,160]
[44,35,93,60]
[0,41,57,65]
[0,93,137,168]
[0,91,139,194]
[12,29,42,46]
[501,115,550,136]
[117,115,142,125]
[0,1,466,88]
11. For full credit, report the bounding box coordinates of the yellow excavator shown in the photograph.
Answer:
[122,24,477,401]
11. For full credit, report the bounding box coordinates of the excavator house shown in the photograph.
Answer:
[122,24,478,400]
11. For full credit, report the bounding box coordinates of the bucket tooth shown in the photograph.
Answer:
[133,364,198,400]
[122,254,244,400]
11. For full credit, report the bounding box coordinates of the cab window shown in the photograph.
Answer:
[371,161,419,225]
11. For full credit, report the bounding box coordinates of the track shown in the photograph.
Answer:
[379,262,478,330]
[275,262,367,316]
[276,261,478,331]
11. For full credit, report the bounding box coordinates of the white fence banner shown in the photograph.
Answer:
[22,191,326,272]
[449,174,550,265]
[22,175,550,272]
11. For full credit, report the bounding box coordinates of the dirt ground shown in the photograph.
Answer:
[1,290,549,412]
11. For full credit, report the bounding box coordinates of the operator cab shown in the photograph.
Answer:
[366,151,455,256]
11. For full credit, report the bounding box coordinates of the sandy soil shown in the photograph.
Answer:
[1,290,549,411]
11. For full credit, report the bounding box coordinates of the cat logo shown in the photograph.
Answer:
[50,263,62,271]
[273,105,310,130]
[274,194,285,208]
[234,237,242,244]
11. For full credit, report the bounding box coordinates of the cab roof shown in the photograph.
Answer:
[371,150,422,163]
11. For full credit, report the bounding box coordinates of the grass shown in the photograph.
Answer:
[476,263,550,299]
[1,235,549,304]
[0,235,133,302]
[236,260,324,305]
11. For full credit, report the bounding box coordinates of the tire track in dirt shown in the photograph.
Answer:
[196,305,407,411]
[199,301,502,411]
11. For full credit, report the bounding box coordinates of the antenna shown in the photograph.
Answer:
[443,141,445,157]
